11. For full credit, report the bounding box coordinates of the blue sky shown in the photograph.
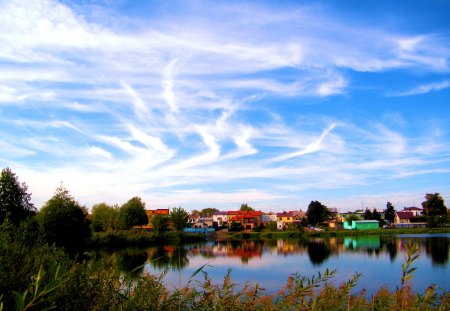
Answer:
[0,0,449,211]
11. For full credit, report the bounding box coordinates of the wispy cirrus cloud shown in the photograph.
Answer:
[0,0,449,210]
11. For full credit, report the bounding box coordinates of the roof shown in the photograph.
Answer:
[212,211,228,215]
[354,220,379,223]
[403,207,423,211]
[227,211,262,217]
[396,211,414,219]
[277,212,293,217]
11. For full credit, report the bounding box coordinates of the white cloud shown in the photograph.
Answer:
[391,80,450,96]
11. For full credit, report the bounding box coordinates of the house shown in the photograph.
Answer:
[344,220,379,230]
[227,211,262,230]
[260,213,277,227]
[145,208,170,224]
[395,211,414,224]
[212,211,228,228]
[328,208,341,222]
[403,207,424,217]
[292,210,306,224]
[276,212,293,230]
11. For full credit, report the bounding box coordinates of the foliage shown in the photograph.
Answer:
[0,168,36,225]
[170,207,189,232]
[363,208,373,220]
[306,200,330,226]
[385,202,396,223]
[37,184,90,254]
[229,221,243,232]
[199,207,218,217]
[118,197,148,229]
[239,203,254,211]
[90,203,120,232]
[152,214,170,236]
[422,193,448,227]
[345,214,360,225]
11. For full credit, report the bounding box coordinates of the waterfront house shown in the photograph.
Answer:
[403,207,424,217]
[212,211,228,228]
[395,211,414,224]
[276,211,293,230]
[227,211,262,230]
[344,220,379,230]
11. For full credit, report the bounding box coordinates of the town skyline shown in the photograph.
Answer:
[1,0,449,211]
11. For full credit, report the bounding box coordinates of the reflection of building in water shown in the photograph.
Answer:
[344,236,381,250]
[208,241,263,262]
[276,240,304,256]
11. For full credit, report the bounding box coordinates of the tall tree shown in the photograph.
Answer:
[422,193,447,227]
[306,200,330,226]
[91,203,120,232]
[363,208,373,220]
[118,197,148,229]
[37,184,90,254]
[151,214,169,235]
[239,203,254,211]
[384,202,396,223]
[0,168,36,225]
[170,207,189,232]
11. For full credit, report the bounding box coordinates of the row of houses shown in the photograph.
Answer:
[143,206,429,231]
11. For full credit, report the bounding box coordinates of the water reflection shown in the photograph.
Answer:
[426,237,449,265]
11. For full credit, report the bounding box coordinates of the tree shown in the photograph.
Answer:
[422,193,447,227]
[364,208,373,220]
[170,207,189,232]
[372,209,384,226]
[306,201,330,226]
[0,168,36,225]
[90,203,120,232]
[151,214,169,235]
[37,184,90,254]
[345,214,360,225]
[384,202,396,224]
[200,207,218,217]
[239,203,254,211]
[118,197,148,229]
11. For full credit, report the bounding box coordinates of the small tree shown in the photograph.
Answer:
[384,202,396,224]
[91,203,120,232]
[0,168,36,225]
[170,207,189,232]
[345,214,360,225]
[306,200,330,226]
[422,193,447,227]
[37,184,90,254]
[151,214,169,235]
[118,197,148,229]
[240,203,254,211]
[363,208,373,220]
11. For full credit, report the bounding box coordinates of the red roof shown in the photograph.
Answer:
[396,211,414,219]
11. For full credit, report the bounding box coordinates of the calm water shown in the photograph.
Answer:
[113,234,450,296]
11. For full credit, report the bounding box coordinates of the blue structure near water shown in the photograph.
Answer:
[183,228,215,234]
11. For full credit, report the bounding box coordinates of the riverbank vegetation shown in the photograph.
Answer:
[1,219,450,310]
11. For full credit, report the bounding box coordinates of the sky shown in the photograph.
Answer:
[0,0,449,212]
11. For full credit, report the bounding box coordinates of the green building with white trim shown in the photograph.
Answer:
[344,220,379,230]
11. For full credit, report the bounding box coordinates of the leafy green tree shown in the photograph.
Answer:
[170,207,189,232]
[239,203,254,211]
[200,207,218,217]
[118,197,148,229]
[422,193,448,227]
[384,202,396,224]
[363,208,373,220]
[37,184,90,254]
[0,168,36,225]
[306,200,330,226]
[151,214,169,235]
[90,203,119,232]
[372,209,384,226]
[229,221,243,232]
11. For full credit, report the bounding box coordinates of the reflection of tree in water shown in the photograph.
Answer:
[426,237,449,265]
[307,241,330,266]
[117,248,148,276]
[148,245,189,270]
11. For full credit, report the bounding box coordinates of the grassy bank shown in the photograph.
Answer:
[222,227,450,241]
[90,230,207,249]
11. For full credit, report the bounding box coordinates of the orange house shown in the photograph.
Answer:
[227,211,262,230]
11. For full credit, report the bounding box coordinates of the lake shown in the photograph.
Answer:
[114,234,450,296]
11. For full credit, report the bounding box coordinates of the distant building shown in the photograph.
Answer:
[403,207,424,217]
[344,220,379,230]
[212,211,228,228]
[276,212,293,230]
[227,211,262,230]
